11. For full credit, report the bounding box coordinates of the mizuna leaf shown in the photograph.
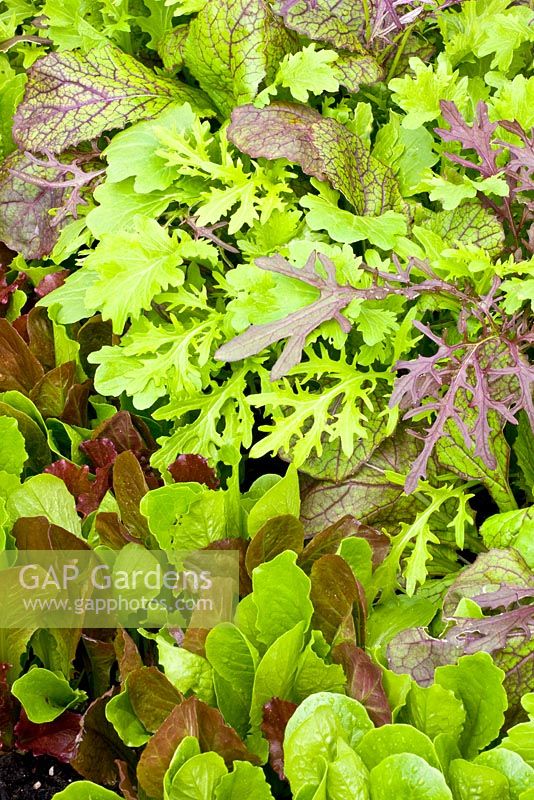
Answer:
[270,0,367,53]
[12,44,214,154]
[228,102,403,215]
[184,0,295,116]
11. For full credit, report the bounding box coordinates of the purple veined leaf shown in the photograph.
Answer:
[215,251,401,380]
[0,151,66,260]
[228,102,404,215]
[442,547,533,618]
[471,585,534,610]
[261,697,298,781]
[12,44,214,154]
[435,101,502,177]
[332,642,392,727]
[391,314,534,494]
[14,709,83,763]
[271,0,368,52]
[216,252,353,379]
[0,149,104,260]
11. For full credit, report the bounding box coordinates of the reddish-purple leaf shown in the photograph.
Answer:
[0,151,67,259]
[81,635,116,698]
[79,438,118,470]
[137,696,259,799]
[71,692,134,786]
[14,709,83,763]
[35,269,70,298]
[245,515,304,577]
[333,642,392,727]
[44,460,109,517]
[168,454,220,490]
[261,697,297,781]
[114,629,143,687]
[0,317,44,393]
[228,102,402,216]
[0,663,15,750]
[95,512,142,550]
[12,516,90,551]
[27,307,56,372]
[112,451,151,542]
[126,667,182,733]
[436,101,502,177]
[310,554,367,646]
[299,515,390,572]
[204,538,252,597]
[116,759,138,800]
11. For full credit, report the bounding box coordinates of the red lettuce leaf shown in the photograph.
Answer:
[310,554,367,646]
[168,454,220,490]
[0,317,44,394]
[137,696,259,800]
[14,709,82,763]
[44,459,109,517]
[0,663,15,750]
[332,642,392,727]
[71,691,134,786]
[261,697,297,781]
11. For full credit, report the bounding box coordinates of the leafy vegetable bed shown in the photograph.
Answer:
[0,0,533,798]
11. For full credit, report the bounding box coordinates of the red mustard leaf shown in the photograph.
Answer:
[228,102,403,215]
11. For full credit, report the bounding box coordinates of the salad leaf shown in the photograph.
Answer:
[13,44,213,153]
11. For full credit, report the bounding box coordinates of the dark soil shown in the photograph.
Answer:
[0,752,79,800]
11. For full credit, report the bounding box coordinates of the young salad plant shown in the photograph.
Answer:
[0,0,533,798]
